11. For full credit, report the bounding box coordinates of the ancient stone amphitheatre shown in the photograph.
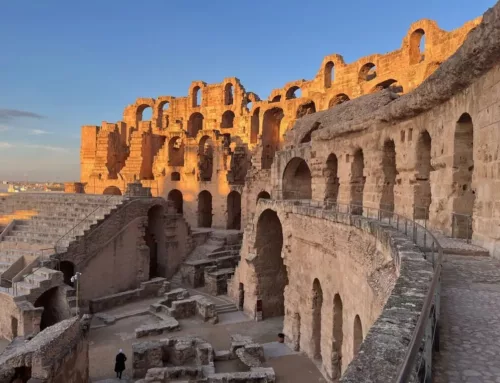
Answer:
[3,1,500,382]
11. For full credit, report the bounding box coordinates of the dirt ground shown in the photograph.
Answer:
[88,303,326,382]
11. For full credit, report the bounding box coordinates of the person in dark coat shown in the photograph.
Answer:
[115,349,127,379]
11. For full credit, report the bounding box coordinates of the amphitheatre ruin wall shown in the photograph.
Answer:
[3,2,500,382]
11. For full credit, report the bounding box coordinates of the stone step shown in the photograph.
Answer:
[216,303,238,314]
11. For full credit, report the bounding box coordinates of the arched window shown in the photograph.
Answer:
[371,79,403,94]
[324,61,334,88]
[359,63,377,82]
[160,101,170,129]
[198,136,214,181]
[168,136,184,167]
[250,108,260,144]
[103,186,122,195]
[353,315,363,357]
[286,86,302,100]
[256,191,270,202]
[261,108,284,169]
[137,105,153,123]
[328,94,350,109]
[221,110,235,129]
[192,86,202,107]
[167,189,183,214]
[282,157,312,200]
[188,113,204,137]
[271,95,281,103]
[224,83,234,105]
[350,149,365,215]
[410,29,426,64]
[296,101,316,119]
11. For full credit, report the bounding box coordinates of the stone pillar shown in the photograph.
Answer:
[64,182,85,194]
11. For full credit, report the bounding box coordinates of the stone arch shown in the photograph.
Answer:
[331,294,344,379]
[221,110,235,129]
[103,186,122,196]
[256,191,271,202]
[198,136,214,181]
[167,189,183,214]
[296,101,316,119]
[286,86,301,100]
[250,108,260,144]
[192,86,202,107]
[168,136,184,166]
[136,104,153,123]
[224,83,234,105]
[188,113,204,137]
[145,205,165,278]
[353,315,363,357]
[159,101,170,129]
[271,95,282,103]
[34,286,71,331]
[359,62,377,81]
[452,113,475,239]
[414,130,432,220]
[325,153,339,204]
[328,94,350,109]
[261,108,284,169]
[311,278,323,362]
[350,149,365,215]
[371,79,403,94]
[410,28,426,65]
[227,191,241,230]
[59,261,75,287]
[171,172,181,181]
[381,139,397,212]
[254,209,287,318]
[282,157,312,200]
[324,61,335,88]
[198,190,212,228]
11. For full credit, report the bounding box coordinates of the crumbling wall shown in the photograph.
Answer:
[79,16,479,229]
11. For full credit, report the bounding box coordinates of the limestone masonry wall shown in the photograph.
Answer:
[79,16,479,232]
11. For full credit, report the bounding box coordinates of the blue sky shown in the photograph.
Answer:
[0,0,495,182]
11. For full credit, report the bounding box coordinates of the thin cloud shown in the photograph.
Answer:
[0,142,13,148]
[0,109,45,122]
[29,129,52,135]
[23,144,70,153]
[0,125,9,132]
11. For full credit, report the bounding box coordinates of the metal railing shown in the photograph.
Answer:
[274,198,442,382]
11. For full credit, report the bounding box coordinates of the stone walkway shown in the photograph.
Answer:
[433,252,500,383]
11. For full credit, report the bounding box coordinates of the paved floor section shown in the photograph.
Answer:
[433,253,500,383]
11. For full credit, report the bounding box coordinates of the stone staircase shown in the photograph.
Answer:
[0,193,124,296]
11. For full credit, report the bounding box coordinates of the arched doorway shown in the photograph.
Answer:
[188,112,204,137]
[198,136,214,181]
[227,191,241,230]
[256,191,271,202]
[353,315,363,357]
[350,149,365,215]
[167,189,183,214]
[103,186,122,195]
[145,205,165,278]
[381,140,397,213]
[282,157,312,200]
[198,191,212,228]
[452,113,474,239]
[261,108,284,169]
[34,287,71,331]
[312,278,323,362]
[325,154,339,204]
[331,294,344,379]
[414,131,432,219]
[59,261,75,287]
[254,209,287,318]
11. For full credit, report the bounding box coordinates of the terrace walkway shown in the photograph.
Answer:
[433,245,500,383]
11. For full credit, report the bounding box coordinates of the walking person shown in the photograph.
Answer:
[114,349,127,380]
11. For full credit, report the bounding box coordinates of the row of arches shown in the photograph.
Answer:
[322,28,425,89]
[281,112,475,238]
[253,209,364,374]
[192,82,236,108]
[167,189,242,230]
